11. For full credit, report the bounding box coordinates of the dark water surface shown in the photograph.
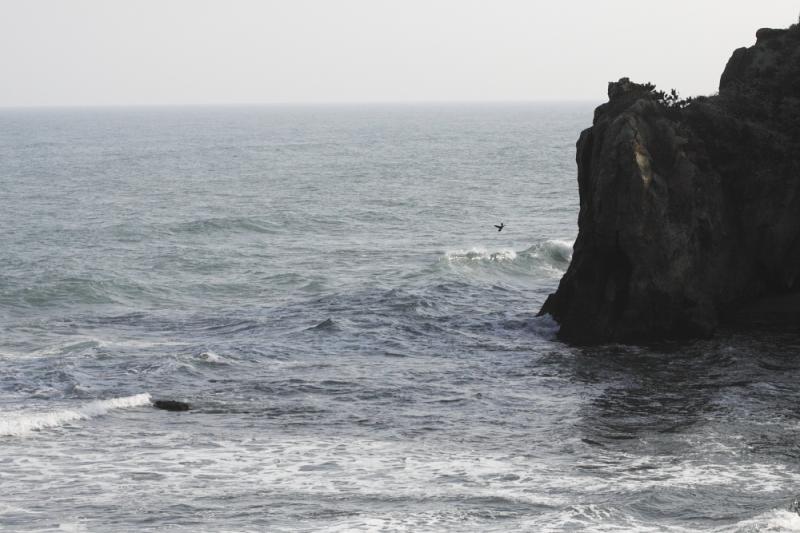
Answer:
[1,104,799,531]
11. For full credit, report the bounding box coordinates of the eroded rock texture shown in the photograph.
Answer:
[540,24,800,343]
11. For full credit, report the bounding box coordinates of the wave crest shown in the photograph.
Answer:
[0,393,151,437]
[443,239,573,276]
[445,248,518,262]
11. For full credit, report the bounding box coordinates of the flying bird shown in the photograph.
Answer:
[494,222,505,232]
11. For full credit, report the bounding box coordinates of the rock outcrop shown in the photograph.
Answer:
[153,399,191,411]
[540,23,800,344]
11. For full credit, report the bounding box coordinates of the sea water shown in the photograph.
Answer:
[1,104,799,532]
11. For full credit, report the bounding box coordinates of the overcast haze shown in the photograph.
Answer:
[1,0,798,107]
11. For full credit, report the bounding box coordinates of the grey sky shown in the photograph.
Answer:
[1,0,797,106]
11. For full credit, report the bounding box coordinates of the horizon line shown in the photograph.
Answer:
[0,98,603,111]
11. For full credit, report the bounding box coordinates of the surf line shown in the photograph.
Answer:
[0,393,189,437]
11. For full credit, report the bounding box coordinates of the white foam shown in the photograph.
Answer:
[200,350,225,363]
[445,248,518,262]
[299,501,800,533]
[3,428,796,531]
[522,239,573,261]
[528,314,560,339]
[549,238,575,249]
[443,239,575,278]
[0,393,151,437]
[94,338,188,350]
[730,509,800,532]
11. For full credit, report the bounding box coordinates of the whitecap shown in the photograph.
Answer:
[729,509,800,532]
[200,350,225,363]
[520,239,574,265]
[443,239,574,277]
[445,248,518,262]
[0,393,152,437]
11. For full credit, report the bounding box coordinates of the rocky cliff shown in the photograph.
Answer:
[540,23,800,344]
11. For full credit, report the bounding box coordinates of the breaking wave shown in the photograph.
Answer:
[446,248,519,262]
[0,393,152,437]
[443,239,573,276]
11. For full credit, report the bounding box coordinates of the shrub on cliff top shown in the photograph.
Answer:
[644,83,693,110]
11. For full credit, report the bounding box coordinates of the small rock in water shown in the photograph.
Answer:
[153,400,190,411]
[309,318,336,331]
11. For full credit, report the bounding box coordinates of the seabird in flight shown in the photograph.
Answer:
[494,222,505,232]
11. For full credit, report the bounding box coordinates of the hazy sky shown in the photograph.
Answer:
[1,0,798,106]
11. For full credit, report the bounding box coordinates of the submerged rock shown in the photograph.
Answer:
[540,23,800,344]
[153,400,190,411]
[309,318,336,330]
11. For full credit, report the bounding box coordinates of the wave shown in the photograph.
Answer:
[530,238,574,264]
[165,216,280,236]
[443,239,573,276]
[199,350,225,364]
[520,506,800,533]
[445,248,519,262]
[0,276,172,310]
[728,509,800,532]
[0,393,151,437]
[307,318,338,331]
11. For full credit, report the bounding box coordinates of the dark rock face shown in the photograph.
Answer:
[540,24,800,344]
[153,400,191,411]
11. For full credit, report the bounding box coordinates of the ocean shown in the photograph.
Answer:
[1,104,799,532]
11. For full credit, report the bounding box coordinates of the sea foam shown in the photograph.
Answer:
[0,393,151,437]
[445,247,518,262]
